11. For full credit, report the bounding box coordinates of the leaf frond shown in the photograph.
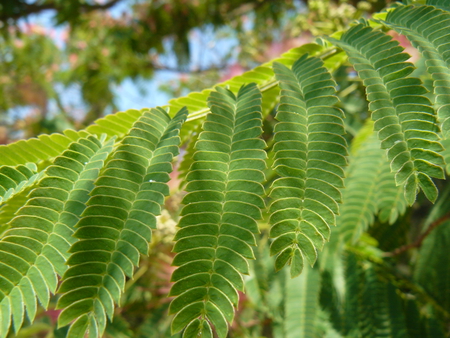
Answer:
[338,123,406,244]
[414,218,450,314]
[269,54,348,277]
[0,163,42,205]
[329,24,445,204]
[169,84,266,338]
[284,265,321,338]
[0,130,89,166]
[0,135,114,337]
[427,0,450,11]
[381,4,450,137]
[56,107,188,337]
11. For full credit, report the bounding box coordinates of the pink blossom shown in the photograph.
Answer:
[77,41,88,49]
[60,29,69,42]
[388,31,419,62]
[13,39,24,48]
[69,53,78,64]
[220,64,245,82]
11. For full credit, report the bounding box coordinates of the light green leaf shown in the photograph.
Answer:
[284,265,321,338]
[0,163,43,205]
[0,130,89,166]
[182,319,213,338]
[338,122,406,244]
[415,219,450,314]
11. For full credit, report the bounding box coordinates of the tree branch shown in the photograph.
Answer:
[0,0,122,22]
[384,213,450,257]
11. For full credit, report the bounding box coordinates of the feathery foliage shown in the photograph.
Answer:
[415,220,450,314]
[338,122,406,244]
[381,4,450,135]
[0,135,115,337]
[427,0,450,11]
[57,107,187,337]
[344,252,410,338]
[170,84,266,337]
[0,187,34,235]
[1,1,450,337]
[328,23,445,205]
[284,265,320,338]
[0,130,89,166]
[269,54,347,277]
[0,163,42,205]
[379,4,450,175]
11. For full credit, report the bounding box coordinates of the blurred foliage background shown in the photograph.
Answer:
[0,0,383,142]
[7,1,450,338]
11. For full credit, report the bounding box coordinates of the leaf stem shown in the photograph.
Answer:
[384,213,450,257]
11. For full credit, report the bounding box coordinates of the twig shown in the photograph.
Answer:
[384,213,450,257]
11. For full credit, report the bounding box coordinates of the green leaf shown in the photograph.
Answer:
[343,252,409,337]
[0,163,43,205]
[86,109,143,137]
[284,265,321,338]
[269,54,348,277]
[343,252,377,337]
[170,84,266,337]
[0,130,89,166]
[0,184,38,236]
[427,0,450,11]
[57,107,188,337]
[370,269,409,338]
[380,4,450,175]
[318,268,344,335]
[67,315,89,338]
[183,319,213,338]
[414,220,450,314]
[338,122,406,244]
[328,23,445,204]
[0,135,114,337]
[376,161,408,225]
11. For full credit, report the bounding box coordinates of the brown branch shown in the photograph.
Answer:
[384,213,450,257]
[0,0,122,22]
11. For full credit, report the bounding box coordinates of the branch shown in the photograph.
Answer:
[0,0,122,22]
[384,213,450,257]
